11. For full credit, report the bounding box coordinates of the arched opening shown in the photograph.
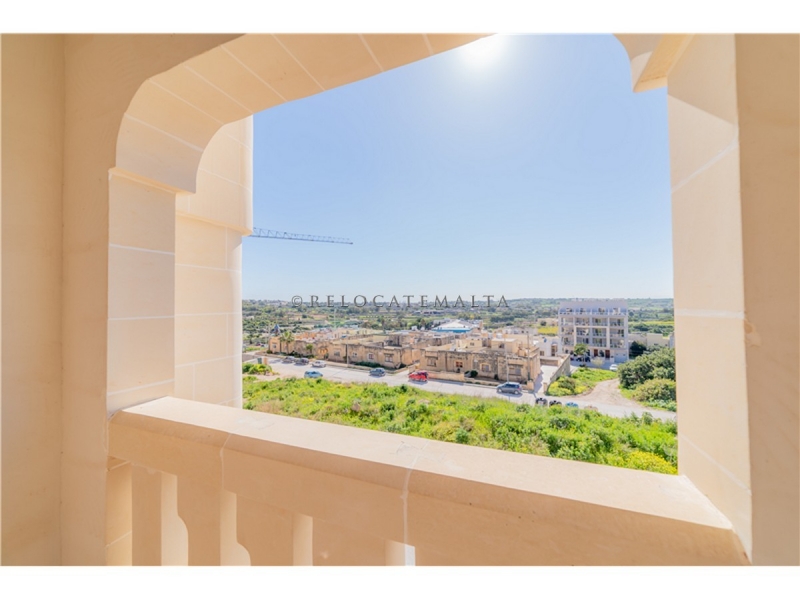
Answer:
[101,33,798,566]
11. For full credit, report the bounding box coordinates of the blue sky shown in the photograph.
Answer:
[243,34,672,301]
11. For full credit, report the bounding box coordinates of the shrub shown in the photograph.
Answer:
[618,347,675,389]
[632,379,677,411]
[242,362,268,375]
[619,450,675,474]
[548,376,588,397]
[241,378,678,474]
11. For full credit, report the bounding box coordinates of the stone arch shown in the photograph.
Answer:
[98,33,799,567]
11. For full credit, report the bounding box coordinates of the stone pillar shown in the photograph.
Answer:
[668,34,799,564]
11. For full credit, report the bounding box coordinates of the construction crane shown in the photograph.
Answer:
[250,227,353,245]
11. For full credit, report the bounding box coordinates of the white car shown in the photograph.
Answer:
[312,360,326,368]
[610,364,618,371]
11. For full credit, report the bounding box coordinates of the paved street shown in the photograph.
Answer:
[256,356,675,422]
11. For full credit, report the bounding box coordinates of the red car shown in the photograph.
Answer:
[409,370,428,382]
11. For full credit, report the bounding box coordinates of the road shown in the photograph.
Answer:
[257,357,676,422]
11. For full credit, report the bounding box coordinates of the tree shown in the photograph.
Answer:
[305,343,314,356]
[629,341,647,359]
[574,343,588,357]
[618,347,676,390]
[280,330,295,353]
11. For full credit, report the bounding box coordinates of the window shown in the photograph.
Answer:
[455,361,463,369]
[384,353,393,362]
[481,364,491,373]
[368,353,374,360]
[334,351,340,357]
[427,358,437,367]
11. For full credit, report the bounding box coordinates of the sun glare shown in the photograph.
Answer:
[459,35,507,67]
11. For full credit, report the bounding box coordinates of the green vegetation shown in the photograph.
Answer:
[629,322,674,335]
[243,378,677,474]
[242,362,271,375]
[629,341,647,359]
[547,367,617,396]
[618,348,676,411]
[537,325,558,336]
[632,379,677,412]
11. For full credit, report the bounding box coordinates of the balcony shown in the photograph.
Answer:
[109,396,745,565]
[2,33,798,567]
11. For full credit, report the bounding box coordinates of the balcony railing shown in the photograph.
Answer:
[108,396,746,566]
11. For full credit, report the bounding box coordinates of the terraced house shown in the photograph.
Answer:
[328,332,425,369]
[1,33,798,566]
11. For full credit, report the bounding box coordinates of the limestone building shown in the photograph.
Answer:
[558,299,629,362]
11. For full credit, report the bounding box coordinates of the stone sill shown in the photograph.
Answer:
[109,396,749,565]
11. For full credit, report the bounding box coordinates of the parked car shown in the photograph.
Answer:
[304,370,323,379]
[496,382,523,396]
[535,397,548,407]
[565,401,579,408]
[295,357,309,365]
[610,364,618,371]
[409,370,428,382]
[282,357,294,363]
[369,368,386,377]
[549,400,562,406]
[312,360,326,368]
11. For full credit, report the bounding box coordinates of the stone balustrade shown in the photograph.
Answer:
[109,396,748,566]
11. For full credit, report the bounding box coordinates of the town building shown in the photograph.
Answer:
[327,332,426,369]
[628,331,675,350]
[558,299,629,363]
[422,334,541,384]
[432,320,478,333]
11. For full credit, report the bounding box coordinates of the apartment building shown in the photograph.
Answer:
[558,299,629,363]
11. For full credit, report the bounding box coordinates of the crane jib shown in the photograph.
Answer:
[249,228,353,245]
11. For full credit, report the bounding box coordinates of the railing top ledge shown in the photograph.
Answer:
[110,397,732,530]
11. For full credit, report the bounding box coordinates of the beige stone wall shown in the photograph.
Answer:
[665,34,799,564]
[0,34,65,566]
[174,119,252,408]
[61,34,239,566]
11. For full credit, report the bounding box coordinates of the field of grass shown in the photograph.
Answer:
[243,378,677,474]
[536,325,558,336]
[547,367,618,396]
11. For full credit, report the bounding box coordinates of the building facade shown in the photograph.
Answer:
[422,335,541,384]
[558,299,629,363]
[328,334,423,369]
